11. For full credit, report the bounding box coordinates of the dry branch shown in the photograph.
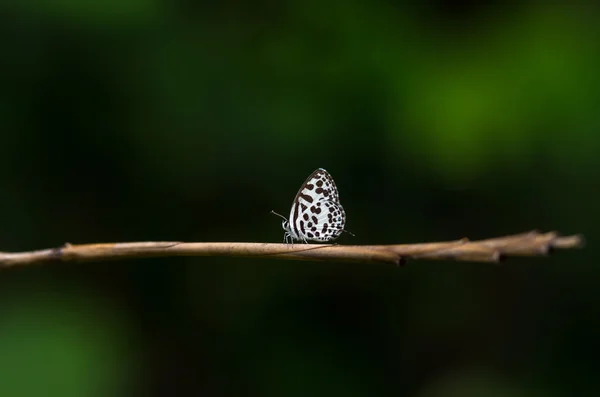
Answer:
[0,230,583,269]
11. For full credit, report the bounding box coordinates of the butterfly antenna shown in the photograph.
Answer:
[270,210,288,221]
[343,229,356,237]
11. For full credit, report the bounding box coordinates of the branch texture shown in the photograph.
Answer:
[0,230,583,269]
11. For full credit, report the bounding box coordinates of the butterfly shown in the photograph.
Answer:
[272,168,350,243]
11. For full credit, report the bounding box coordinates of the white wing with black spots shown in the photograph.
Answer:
[280,168,347,243]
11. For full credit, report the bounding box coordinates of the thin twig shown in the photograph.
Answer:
[0,230,583,268]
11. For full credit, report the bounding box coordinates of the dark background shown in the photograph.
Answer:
[0,2,597,396]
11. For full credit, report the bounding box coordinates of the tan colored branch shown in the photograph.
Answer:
[0,230,583,269]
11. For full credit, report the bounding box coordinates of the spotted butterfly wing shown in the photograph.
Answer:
[281,168,346,243]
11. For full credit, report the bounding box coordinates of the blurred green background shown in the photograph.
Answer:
[0,1,597,396]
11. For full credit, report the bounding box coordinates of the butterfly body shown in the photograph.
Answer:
[278,168,347,243]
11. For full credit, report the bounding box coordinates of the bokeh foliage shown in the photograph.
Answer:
[0,1,597,396]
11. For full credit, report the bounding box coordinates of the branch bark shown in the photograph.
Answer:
[0,230,583,269]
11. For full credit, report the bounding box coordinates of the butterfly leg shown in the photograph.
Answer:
[284,232,296,247]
